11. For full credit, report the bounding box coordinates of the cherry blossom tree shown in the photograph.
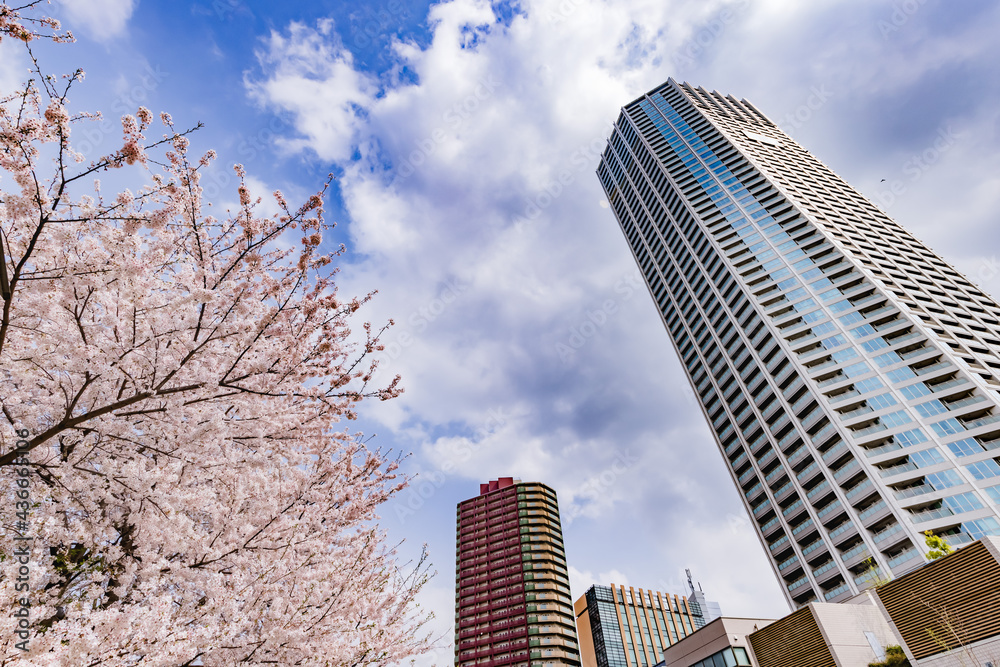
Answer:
[0,3,431,664]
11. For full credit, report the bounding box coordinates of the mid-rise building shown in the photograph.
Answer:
[659,617,773,667]
[598,79,1000,607]
[575,583,715,667]
[455,478,580,667]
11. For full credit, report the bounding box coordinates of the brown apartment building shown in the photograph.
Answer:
[455,478,581,667]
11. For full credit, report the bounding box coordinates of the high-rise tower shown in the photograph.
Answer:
[598,79,1000,607]
[455,478,580,667]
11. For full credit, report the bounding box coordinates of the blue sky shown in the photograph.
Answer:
[14,0,1000,663]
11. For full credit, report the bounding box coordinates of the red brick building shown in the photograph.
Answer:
[455,478,581,667]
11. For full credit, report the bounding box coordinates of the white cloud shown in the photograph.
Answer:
[247,20,375,163]
[57,0,136,41]
[568,566,631,599]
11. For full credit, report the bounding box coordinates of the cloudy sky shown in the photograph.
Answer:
[16,0,1000,662]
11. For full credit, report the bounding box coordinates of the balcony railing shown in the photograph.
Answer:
[817,500,843,520]
[760,516,781,533]
[879,460,917,478]
[858,500,888,523]
[796,462,820,483]
[769,533,791,551]
[786,575,809,592]
[915,361,953,377]
[773,481,794,498]
[778,554,800,571]
[829,520,856,541]
[910,506,955,524]
[845,478,875,502]
[852,421,889,438]
[873,522,904,544]
[833,459,861,481]
[802,539,826,557]
[840,542,870,562]
[886,548,920,569]
[807,480,831,501]
[822,441,850,464]
[824,582,851,600]
[894,483,933,501]
[792,518,815,537]
[840,404,874,421]
[765,465,786,484]
[830,389,861,405]
[812,559,837,578]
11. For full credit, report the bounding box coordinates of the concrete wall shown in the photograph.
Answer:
[811,601,899,667]
[662,617,773,667]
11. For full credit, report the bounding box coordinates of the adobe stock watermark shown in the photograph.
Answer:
[564,449,640,525]
[393,408,508,524]
[778,85,834,135]
[394,76,501,180]
[349,0,410,48]
[875,124,960,209]
[877,0,929,39]
[374,277,470,371]
[970,256,1000,290]
[9,428,32,652]
[199,114,293,200]
[542,0,587,24]
[556,270,644,363]
[74,63,169,158]
[510,124,615,225]
[672,0,752,71]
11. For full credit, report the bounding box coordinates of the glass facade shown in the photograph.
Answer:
[598,79,1000,607]
[578,584,702,667]
[685,646,752,667]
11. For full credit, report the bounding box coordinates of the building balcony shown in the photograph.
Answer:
[821,440,852,467]
[792,518,817,541]
[840,542,872,569]
[752,498,773,517]
[782,499,806,522]
[761,515,783,537]
[823,581,853,602]
[871,522,908,549]
[777,554,800,573]
[796,461,822,485]
[828,520,858,546]
[801,537,829,563]
[839,404,875,423]
[885,547,922,574]
[805,479,832,503]
[833,459,864,485]
[845,477,877,506]
[772,480,794,502]
[817,499,846,525]
[858,500,892,528]
[764,464,788,486]
[926,376,973,399]
[812,559,840,585]
[786,443,810,466]
[786,575,811,593]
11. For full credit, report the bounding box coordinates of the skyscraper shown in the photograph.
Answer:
[455,478,581,667]
[574,583,712,667]
[597,79,1000,608]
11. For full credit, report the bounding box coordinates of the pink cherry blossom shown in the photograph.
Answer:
[0,5,431,665]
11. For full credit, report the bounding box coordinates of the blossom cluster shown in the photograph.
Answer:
[0,5,427,665]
